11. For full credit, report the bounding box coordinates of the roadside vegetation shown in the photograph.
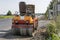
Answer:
[45,20,60,40]
[38,14,60,40]
[0,16,13,19]
[6,10,12,16]
[56,14,60,29]
[0,10,13,19]
[56,14,60,36]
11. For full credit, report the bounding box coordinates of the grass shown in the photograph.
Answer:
[0,16,13,19]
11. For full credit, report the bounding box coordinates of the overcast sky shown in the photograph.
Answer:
[0,0,52,14]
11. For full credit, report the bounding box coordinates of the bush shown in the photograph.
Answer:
[52,33,60,40]
[46,21,60,40]
[46,21,56,34]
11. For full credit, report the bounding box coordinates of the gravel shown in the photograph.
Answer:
[30,28,47,40]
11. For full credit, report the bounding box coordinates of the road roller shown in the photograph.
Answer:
[11,2,38,36]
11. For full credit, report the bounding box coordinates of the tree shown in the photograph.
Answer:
[7,10,12,15]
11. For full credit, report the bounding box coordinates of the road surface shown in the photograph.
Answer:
[0,18,50,40]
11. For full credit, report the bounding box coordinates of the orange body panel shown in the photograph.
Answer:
[13,16,20,20]
[24,16,33,23]
[13,16,34,24]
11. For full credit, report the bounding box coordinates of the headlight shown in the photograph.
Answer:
[15,21,18,23]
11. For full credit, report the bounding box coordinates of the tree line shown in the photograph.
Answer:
[6,10,12,16]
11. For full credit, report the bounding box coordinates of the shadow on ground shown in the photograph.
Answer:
[0,29,31,39]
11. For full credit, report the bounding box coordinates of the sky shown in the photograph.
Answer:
[0,0,52,14]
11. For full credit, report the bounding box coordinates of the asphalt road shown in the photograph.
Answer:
[0,18,50,40]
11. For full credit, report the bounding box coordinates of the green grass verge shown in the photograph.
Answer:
[0,16,13,19]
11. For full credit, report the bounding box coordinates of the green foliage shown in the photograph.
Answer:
[46,21,60,40]
[49,2,53,9]
[0,16,5,19]
[46,33,60,40]
[7,10,12,15]
[46,22,56,34]
[45,9,49,20]
[52,33,60,40]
